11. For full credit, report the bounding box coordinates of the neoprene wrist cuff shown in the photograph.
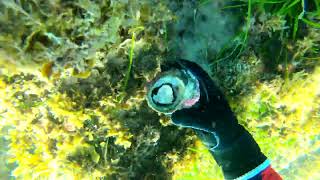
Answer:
[209,127,267,179]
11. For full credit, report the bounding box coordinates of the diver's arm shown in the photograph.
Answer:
[195,128,281,180]
[259,166,282,180]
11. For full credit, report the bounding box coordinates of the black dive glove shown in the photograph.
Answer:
[169,60,267,180]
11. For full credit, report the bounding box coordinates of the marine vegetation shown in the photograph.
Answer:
[0,0,319,179]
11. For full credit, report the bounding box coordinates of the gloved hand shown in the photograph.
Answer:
[167,60,268,179]
[169,60,241,149]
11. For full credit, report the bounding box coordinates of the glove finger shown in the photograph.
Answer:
[171,108,193,126]
[178,59,212,84]
[178,59,228,106]
[171,108,214,132]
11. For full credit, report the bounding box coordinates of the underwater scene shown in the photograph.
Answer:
[0,0,320,179]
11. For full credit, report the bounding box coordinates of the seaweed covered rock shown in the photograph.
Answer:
[0,0,320,179]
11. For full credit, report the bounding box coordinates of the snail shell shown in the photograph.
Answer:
[146,69,200,114]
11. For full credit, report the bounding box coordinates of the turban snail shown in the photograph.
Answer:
[146,68,200,114]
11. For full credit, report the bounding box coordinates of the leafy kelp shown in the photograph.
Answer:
[0,0,319,179]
